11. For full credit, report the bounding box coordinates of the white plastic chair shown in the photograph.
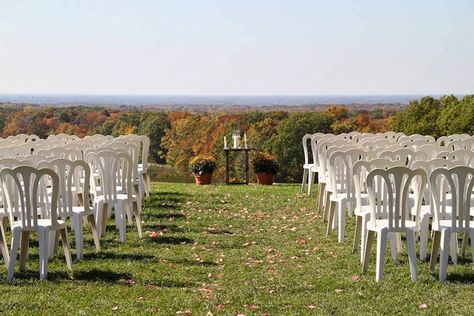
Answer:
[1,166,72,280]
[326,148,371,243]
[352,158,405,262]
[429,166,474,281]
[87,150,143,243]
[362,166,426,282]
[39,159,101,259]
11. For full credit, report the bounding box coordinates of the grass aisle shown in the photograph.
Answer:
[0,183,473,315]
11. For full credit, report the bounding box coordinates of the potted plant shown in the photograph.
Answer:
[189,155,217,185]
[252,152,278,185]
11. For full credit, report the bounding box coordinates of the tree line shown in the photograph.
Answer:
[3,95,471,182]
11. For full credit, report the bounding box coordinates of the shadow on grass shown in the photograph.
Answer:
[82,251,155,261]
[144,212,186,221]
[147,236,193,245]
[166,258,218,267]
[142,223,184,233]
[444,272,474,284]
[4,269,133,284]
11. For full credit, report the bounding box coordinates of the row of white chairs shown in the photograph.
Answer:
[0,133,151,280]
[304,132,474,282]
[302,131,474,195]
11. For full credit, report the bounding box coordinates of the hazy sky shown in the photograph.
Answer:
[0,0,473,95]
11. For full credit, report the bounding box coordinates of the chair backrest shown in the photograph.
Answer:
[317,138,351,181]
[352,158,405,212]
[328,148,369,201]
[398,134,435,147]
[309,133,328,169]
[38,158,91,218]
[0,166,59,229]
[367,166,426,231]
[436,134,471,147]
[302,134,312,165]
[436,149,474,165]
[138,135,150,171]
[430,166,474,232]
[377,148,415,166]
[413,143,441,160]
[86,150,133,202]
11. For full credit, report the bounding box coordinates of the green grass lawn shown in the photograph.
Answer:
[0,183,473,315]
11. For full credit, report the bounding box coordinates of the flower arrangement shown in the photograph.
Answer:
[189,155,217,175]
[251,152,278,175]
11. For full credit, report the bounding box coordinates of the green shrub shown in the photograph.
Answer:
[251,152,278,174]
[189,155,217,175]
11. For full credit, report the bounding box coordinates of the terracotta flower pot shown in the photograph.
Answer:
[194,172,212,185]
[256,172,274,185]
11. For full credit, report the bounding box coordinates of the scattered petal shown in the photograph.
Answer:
[308,305,317,309]
[351,274,360,282]
[419,303,428,309]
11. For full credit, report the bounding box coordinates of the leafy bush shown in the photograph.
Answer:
[189,155,217,175]
[251,152,278,174]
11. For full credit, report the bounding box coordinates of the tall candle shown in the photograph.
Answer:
[224,136,227,149]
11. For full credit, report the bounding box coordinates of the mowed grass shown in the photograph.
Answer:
[0,183,473,315]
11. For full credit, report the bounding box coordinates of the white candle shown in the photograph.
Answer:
[244,133,247,148]
[224,136,227,149]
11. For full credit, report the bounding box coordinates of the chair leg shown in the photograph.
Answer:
[439,230,451,282]
[337,202,346,243]
[461,232,469,258]
[388,233,398,263]
[38,228,49,280]
[8,229,21,281]
[301,169,308,192]
[396,233,403,254]
[307,171,314,196]
[87,214,101,252]
[72,215,84,260]
[470,230,474,263]
[430,231,441,272]
[0,224,9,268]
[19,231,30,272]
[362,230,375,272]
[126,198,134,225]
[134,201,143,238]
[353,215,362,253]
[360,213,370,263]
[375,230,388,282]
[323,191,331,222]
[115,202,126,243]
[316,182,326,214]
[406,229,418,282]
[419,214,430,261]
[60,228,73,271]
[326,201,336,236]
[100,203,109,237]
[450,233,458,264]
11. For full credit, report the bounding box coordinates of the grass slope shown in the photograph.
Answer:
[0,183,473,315]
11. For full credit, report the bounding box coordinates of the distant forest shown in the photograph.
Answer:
[1,94,472,182]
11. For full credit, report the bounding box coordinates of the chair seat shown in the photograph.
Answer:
[432,220,474,232]
[367,219,416,232]
[303,163,314,169]
[12,219,66,231]
[72,206,93,216]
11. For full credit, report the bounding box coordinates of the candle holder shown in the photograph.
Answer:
[232,130,241,149]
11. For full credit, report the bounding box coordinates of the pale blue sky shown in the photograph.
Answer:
[0,0,473,95]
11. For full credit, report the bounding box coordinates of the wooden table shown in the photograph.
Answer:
[224,148,252,185]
